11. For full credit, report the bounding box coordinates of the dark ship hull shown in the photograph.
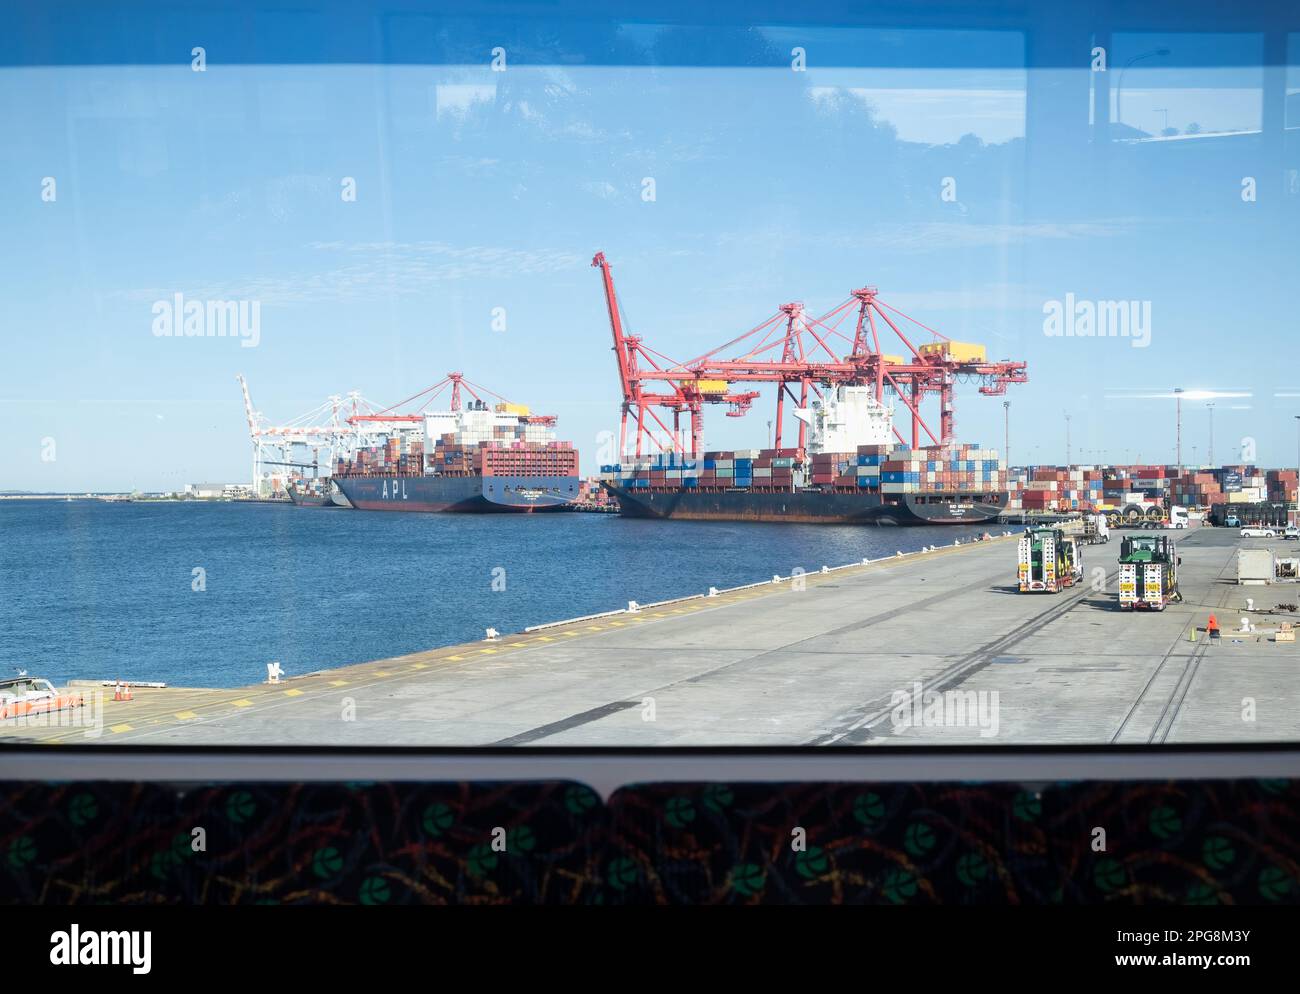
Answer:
[605,485,1006,525]
[335,474,581,513]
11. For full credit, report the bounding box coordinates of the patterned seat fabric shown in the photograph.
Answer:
[605,780,1300,904]
[0,781,607,904]
[2,779,1296,904]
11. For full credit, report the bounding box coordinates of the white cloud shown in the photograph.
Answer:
[113,242,585,305]
[719,220,1127,256]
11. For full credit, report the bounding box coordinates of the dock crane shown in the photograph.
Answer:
[592,252,1027,459]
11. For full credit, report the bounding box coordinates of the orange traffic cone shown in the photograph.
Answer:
[122,683,132,702]
[113,680,123,702]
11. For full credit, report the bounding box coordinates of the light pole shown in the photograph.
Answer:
[1174,387,1184,474]
[1207,403,1214,467]
[1294,415,1299,526]
[1003,401,1010,466]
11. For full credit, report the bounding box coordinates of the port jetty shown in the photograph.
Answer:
[9,521,1298,747]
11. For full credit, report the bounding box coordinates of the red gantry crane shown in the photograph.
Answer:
[592,252,1027,458]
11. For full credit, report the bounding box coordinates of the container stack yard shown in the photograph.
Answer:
[1010,467,1106,514]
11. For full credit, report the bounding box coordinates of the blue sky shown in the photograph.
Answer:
[2,14,1298,490]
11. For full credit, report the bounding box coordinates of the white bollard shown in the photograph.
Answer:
[266,661,283,685]
[773,574,782,583]
[708,587,719,597]
[485,628,499,641]
[627,600,640,613]
[821,565,829,574]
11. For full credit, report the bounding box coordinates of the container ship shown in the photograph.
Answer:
[600,386,1006,526]
[332,400,580,513]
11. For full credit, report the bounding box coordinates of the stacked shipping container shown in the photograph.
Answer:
[600,443,1007,495]
[335,433,575,479]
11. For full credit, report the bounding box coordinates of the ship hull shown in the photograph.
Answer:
[335,474,581,513]
[605,485,1005,525]
[287,482,339,508]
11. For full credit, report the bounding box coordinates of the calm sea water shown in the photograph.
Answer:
[0,501,996,688]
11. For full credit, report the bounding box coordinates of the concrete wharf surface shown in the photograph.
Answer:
[7,526,1300,746]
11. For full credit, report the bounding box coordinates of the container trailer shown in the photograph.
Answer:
[1118,534,1180,610]
[1017,528,1083,593]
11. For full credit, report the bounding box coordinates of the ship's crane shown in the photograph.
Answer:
[592,252,1027,458]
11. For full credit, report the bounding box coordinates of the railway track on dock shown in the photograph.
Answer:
[1109,535,1234,744]
[810,570,1118,745]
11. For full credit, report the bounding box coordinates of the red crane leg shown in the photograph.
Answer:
[774,383,785,449]
[797,379,809,451]
[940,377,955,444]
[911,376,921,449]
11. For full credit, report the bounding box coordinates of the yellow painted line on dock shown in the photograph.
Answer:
[31,538,1013,741]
